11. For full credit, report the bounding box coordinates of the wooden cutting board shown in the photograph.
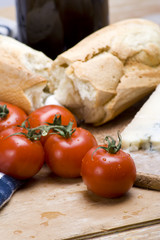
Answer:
[0,167,160,240]
[0,101,160,240]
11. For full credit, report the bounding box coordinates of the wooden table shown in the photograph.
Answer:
[0,1,160,239]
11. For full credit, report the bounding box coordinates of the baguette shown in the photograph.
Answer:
[52,18,160,125]
[0,35,55,114]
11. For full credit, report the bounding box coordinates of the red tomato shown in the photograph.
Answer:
[0,127,44,180]
[28,105,77,144]
[0,101,27,132]
[81,145,136,198]
[44,127,98,178]
[28,105,77,127]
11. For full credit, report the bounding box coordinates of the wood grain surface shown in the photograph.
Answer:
[93,223,160,240]
[0,165,160,240]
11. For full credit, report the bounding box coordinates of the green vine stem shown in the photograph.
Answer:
[7,115,76,141]
[0,104,9,119]
[103,132,121,154]
[44,114,76,138]
[92,132,122,158]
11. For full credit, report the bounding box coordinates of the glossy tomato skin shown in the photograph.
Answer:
[81,145,136,198]
[28,105,77,127]
[44,127,98,178]
[0,101,27,132]
[0,127,44,180]
[28,105,77,144]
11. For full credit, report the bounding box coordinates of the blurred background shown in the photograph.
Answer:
[0,0,160,24]
[0,0,160,59]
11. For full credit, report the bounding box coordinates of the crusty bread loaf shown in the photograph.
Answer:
[0,35,55,114]
[52,18,160,125]
[1,19,160,123]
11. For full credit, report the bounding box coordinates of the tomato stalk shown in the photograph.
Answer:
[103,132,121,154]
[7,115,76,141]
[92,132,122,158]
[0,104,9,119]
[45,114,76,138]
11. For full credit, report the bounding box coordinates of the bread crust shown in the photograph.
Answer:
[53,19,160,125]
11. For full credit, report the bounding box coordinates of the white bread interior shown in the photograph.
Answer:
[52,18,160,125]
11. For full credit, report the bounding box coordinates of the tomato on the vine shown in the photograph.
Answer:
[0,126,44,180]
[44,124,98,178]
[28,105,77,144]
[0,102,27,132]
[81,134,136,198]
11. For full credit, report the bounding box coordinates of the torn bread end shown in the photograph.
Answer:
[52,18,160,125]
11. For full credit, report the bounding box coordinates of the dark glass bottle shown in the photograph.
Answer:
[16,0,109,59]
